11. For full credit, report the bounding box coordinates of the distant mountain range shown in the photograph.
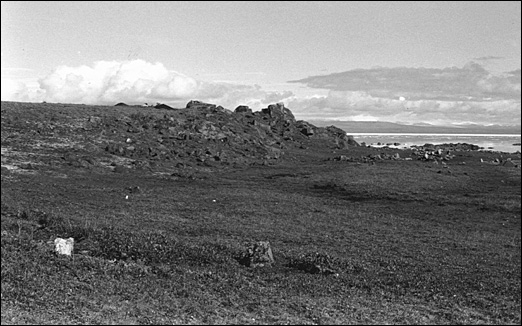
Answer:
[308,120,521,135]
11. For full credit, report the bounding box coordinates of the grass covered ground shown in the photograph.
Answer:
[1,101,521,324]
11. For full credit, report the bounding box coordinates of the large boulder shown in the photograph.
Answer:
[235,105,252,114]
[295,120,316,136]
[186,100,216,109]
[261,102,296,124]
[239,241,275,267]
[154,103,175,110]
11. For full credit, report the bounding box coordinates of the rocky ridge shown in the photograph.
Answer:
[0,100,359,174]
[103,101,359,168]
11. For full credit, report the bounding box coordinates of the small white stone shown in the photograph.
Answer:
[125,195,129,200]
[54,237,74,256]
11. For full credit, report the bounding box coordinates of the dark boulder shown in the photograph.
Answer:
[261,102,296,124]
[186,100,216,109]
[234,105,252,114]
[154,103,175,110]
[295,121,316,136]
[238,241,275,268]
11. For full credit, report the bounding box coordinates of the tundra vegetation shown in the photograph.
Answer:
[1,101,520,325]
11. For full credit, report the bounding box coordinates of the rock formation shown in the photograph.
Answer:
[100,100,360,169]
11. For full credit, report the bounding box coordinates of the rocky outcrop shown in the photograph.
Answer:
[13,100,359,171]
[99,100,361,169]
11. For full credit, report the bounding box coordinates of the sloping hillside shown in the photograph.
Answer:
[1,101,359,175]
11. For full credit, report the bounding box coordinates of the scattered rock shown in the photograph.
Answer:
[238,241,275,267]
[128,186,141,193]
[54,237,74,256]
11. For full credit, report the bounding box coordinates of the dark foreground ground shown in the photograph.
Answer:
[1,102,521,324]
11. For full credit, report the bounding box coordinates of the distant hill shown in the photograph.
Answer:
[307,120,521,135]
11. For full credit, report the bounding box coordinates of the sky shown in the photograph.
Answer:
[1,1,521,126]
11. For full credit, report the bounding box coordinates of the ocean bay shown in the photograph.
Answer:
[351,133,522,153]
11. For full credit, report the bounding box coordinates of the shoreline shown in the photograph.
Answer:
[364,144,521,155]
[349,133,521,154]
[365,144,520,154]
[349,133,521,137]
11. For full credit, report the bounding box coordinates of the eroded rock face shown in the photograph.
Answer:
[239,241,275,267]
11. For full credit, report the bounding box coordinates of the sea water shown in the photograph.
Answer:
[351,133,521,153]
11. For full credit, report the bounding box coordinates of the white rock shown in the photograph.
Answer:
[54,237,74,256]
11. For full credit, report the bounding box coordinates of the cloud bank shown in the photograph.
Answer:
[290,62,521,101]
[2,60,292,110]
[287,62,521,126]
[2,60,520,126]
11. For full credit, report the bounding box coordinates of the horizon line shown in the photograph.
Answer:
[348,133,521,137]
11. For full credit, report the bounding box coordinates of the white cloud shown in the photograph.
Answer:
[1,77,44,102]
[38,60,200,104]
[1,78,25,101]
[2,59,294,109]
